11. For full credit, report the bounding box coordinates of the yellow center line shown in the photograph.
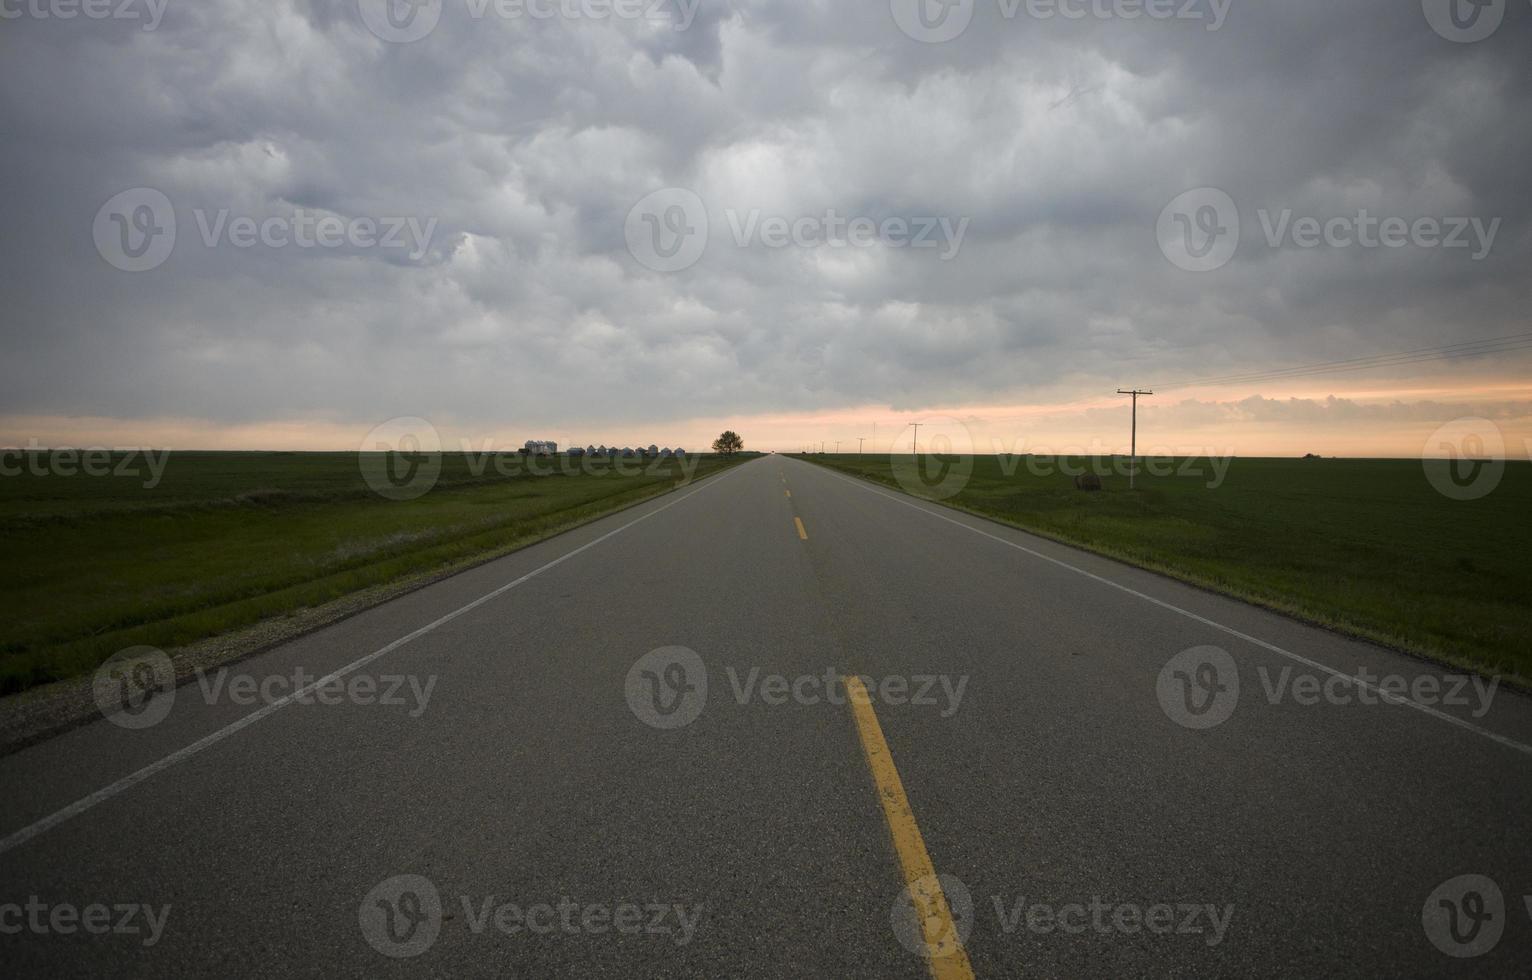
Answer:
[785,489,792,498]
[793,516,809,540]
[844,676,975,980]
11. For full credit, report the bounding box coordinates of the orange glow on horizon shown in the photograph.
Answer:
[3,378,1529,460]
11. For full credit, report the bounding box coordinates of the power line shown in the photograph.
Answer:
[1154,334,1532,390]
[1163,339,1532,389]
[1155,342,1532,392]
[1152,332,1532,392]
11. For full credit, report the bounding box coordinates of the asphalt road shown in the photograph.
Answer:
[2,455,1529,978]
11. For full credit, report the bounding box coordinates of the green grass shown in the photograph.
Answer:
[0,452,743,695]
[799,453,1532,683]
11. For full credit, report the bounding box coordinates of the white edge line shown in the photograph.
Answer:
[0,463,752,857]
[810,464,1532,758]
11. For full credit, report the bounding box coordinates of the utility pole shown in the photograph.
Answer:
[911,423,921,456]
[835,441,841,455]
[1117,389,1154,490]
[857,437,865,458]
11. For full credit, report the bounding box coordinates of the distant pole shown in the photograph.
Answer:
[1117,389,1154,490]
[911,423,921,456]
[835,441,841,455]
[857,437,865,458]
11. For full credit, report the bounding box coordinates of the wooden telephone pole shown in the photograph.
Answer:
[1117,389,1154,490]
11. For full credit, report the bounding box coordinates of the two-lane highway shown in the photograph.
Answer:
[2,455,1528,977]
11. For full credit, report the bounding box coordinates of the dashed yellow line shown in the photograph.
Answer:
[844,676,975,980]
[785,489,792,498]
[793,516,808,540]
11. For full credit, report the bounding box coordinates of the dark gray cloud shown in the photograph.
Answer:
[1,0,1528,436]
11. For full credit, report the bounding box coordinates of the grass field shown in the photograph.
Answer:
[0,451,741,695]
[799,453,1532,683]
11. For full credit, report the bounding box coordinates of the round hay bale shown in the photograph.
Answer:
[1074,473,1103,492]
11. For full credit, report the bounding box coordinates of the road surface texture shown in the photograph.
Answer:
[2,456,1528,977]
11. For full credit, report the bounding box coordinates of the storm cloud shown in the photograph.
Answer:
[1,0,1528,443]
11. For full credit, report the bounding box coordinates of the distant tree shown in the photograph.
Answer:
[712,430,744,456]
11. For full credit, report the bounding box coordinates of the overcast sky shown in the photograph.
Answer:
[2,0,1529,455]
